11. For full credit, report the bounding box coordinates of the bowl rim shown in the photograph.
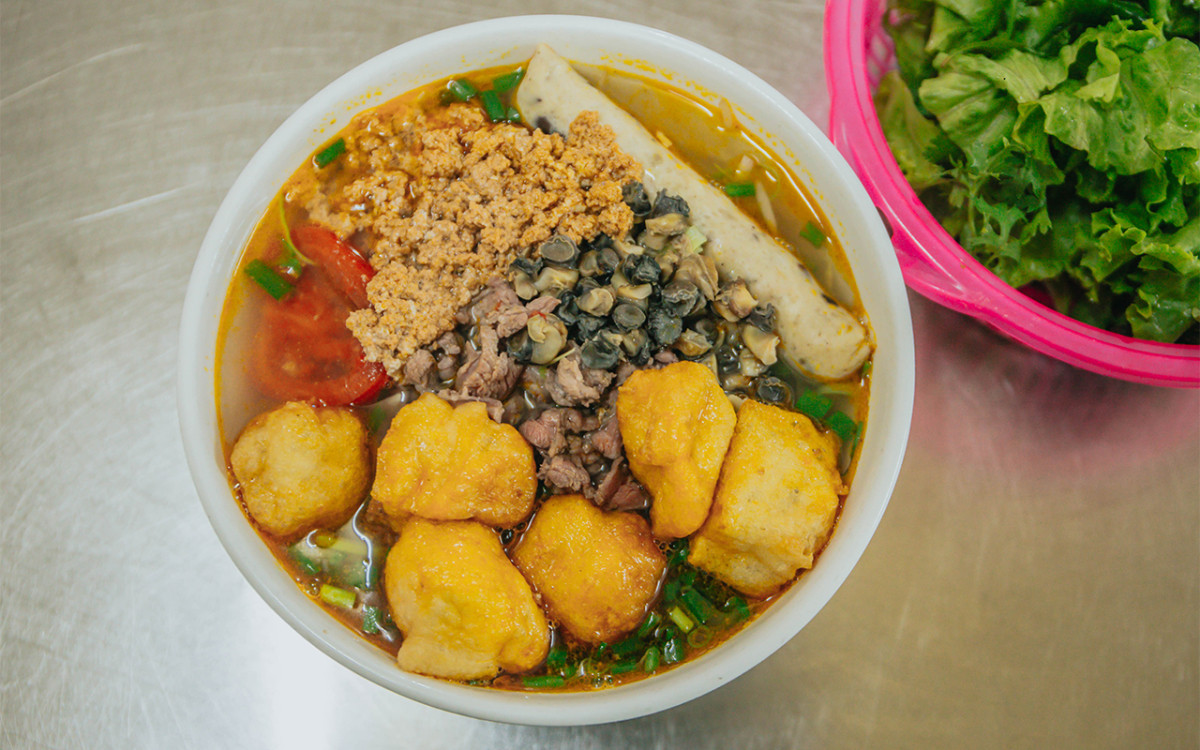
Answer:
[179,13,915,725]
[824,0,1200,388]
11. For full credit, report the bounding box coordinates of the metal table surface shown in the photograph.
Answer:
[2,1,1197,748]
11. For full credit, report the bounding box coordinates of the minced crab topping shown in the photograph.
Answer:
[293,102,641,378]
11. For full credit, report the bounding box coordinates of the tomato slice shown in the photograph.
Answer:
[250,224,386,406]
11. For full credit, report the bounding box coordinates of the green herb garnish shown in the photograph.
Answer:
[522,674,566,689]
[314,138,345,168]
[446,78,477,102]
[318,584,356,609]
[491,69,524,92]
[799,221,825,247]
[479,89,506,122]
[722,182,756,197]
[244,259,293,300]
[794,390,833,420]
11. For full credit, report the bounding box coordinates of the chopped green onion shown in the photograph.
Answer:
[367,405,388,434]
[679,587,717,625]
[723,596,751,622]
[361,605,382,635]
[611,637,641,658]
[505,106,521,123]
[678,567,697,587]
[795,390,833,420]
[492,69,524,92]
[338,559,367,589]
[800,221,826,247]
[288,546,320,576]
[664,578,682,604]
[687,625,715,649]
[610,659,639,675]
[446,78,477,101]
[636,610,662,639]
[662,631,686,664]
[827,411,860,444]
[329,536,368,556]
[641,646,661,673]
[666,605,695,634]
[318,584,356,609]
[668,539,689,567]
[594,642,610,660]
[723,182,756,197]
[244,259,293,300]
[522,674,565,689]
[861,359,873,377]
[479,89,505,122]
[314,138,346,168]
[546,644,569,669]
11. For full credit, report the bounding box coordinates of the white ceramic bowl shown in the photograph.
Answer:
[178,15,914,726]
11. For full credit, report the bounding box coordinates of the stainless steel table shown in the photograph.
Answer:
[3,2,1196,748]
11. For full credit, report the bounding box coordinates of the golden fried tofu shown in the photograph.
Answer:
[230,401,370,539]
[513,494,665,644]
[373,392,536,529]
[384,518,549,680]
[617,361,736,539]
[689,400,845,598]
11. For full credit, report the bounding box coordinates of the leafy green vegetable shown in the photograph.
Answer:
[880,0,1200,342]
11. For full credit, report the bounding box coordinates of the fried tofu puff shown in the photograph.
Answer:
[513,494,665,645]
[230,401,371,539]
[689,400,845,598]
[373,393,536,529]
[617,361,736,539]
[384,518,549,680]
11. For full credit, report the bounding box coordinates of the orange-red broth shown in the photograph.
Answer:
[216,62,871,690]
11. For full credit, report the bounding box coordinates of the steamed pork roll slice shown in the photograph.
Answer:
[689,400,844,598]
[517,45,871,380]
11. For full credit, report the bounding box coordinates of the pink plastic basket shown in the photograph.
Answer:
[824,0,1200,388]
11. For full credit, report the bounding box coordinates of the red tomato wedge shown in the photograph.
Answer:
[250,224,386,406]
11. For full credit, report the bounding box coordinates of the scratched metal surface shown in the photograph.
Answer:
[2,1,1197,748]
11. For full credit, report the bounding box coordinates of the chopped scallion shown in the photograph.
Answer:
[610,659,639,675]
[505,106,521,123]
[492,69,524,92]
[288,546,320,576]
[479,89,505,122]
[642,646,661,673]
[668,539,689,567]
[723,182,756,197]
[361,605,382,635]
[663,632,685,664]
[314,138,346,168]
[244,259,293,300]
[723,596,751,622]
[861,359,873,377]
[318,584,356,609]
[795,390,833,420]
[611,637,641,658]
[679,587,717,625]
[827,411,860,444]
[446,78,477,101]
[687,625,715,649]
[546,644,568,669]
[636,610,662,639]
[800,221,826,247]
[667,605,695,634]
[522,674,565,689]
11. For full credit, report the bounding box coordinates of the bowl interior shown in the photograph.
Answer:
[824,0,1199,388]
[179,15,914,725]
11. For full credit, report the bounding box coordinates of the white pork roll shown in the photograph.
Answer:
[517,45,871,380]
